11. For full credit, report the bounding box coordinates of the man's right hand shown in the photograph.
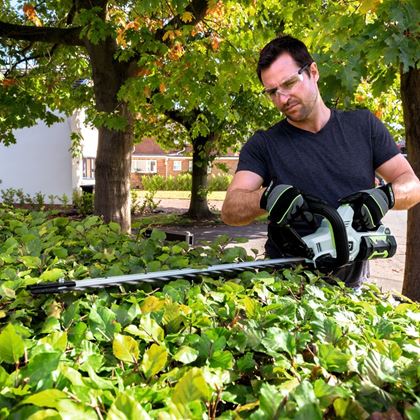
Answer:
[260,182,306,225]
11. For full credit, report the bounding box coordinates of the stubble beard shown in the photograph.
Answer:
[283,91,319,123]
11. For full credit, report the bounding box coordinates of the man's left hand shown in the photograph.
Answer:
[340,184,394,230]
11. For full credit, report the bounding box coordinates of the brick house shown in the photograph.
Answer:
[131,138,239,188]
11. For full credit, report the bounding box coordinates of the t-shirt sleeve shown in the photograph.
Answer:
[236,131,269,182]
[369,111,400,169]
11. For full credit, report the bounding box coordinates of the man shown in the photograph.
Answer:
[221,35,420,286]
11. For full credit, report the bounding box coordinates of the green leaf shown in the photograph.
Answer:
[262,327,296,356]
[88,305,120,341]
[141,344,168,379]
[24,408,61,419]
[318,343,351,373]
[311,318,343,345]
[39,332,68,352]
[20,256,42,269]
[85,365,115,390]
[173,346,199,364]
[372,339,402,362]
[107,392,151,420]
[258,383,283,418]
[125,313,164,343]
[24,351,61,388]
[242,296,260,318]
[236,352,255,372]
[172,368,211,405]
[292,381,317,408]
[68,322,87,347]
[209,350,233,369]
[333,398,369,419]
[361,351,396,387]
[113,334,139,364]
[313,379,351,409]
[406,400,420,420]
[21,389,67,408]
[294,403,323,420]
[40,268,65,282]
[0,323,25,364]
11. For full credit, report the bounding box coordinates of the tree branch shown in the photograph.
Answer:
[5,44,59,76]
[0,21,83,46]
[164,109,199,130]
[155,0,208,41]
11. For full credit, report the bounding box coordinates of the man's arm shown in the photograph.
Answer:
[376,154,420,210]
[221,171,266,226]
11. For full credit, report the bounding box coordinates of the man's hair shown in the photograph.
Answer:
[256,35,314,82]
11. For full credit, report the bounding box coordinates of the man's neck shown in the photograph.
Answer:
[287,102,331,133]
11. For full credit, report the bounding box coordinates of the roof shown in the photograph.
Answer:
[133,138,166,155]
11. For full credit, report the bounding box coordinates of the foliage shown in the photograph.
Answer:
[142,173,193,191]
[0,188,46,210]
[1,0,416,226]
[141,173,233,192]
[207,174,233,192]
[0,208,419,418]
[131,189,161,216]
[72,190,94,217]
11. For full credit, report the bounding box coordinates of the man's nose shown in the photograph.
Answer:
[274,91,290,105]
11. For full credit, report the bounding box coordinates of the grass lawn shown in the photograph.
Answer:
[133,190,227,200]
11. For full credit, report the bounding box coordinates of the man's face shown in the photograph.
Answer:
[260,53,319,123]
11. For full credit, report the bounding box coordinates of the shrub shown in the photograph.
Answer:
[0,208,419,418]
[72,189,94,216]
[208,174,232,192]
[141,173,232,191]
[131,189,161,215]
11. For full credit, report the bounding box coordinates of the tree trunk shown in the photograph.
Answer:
[86,38,133,232]
[401,66,420,301]
[94,114,133,233]
[186,134,214,219]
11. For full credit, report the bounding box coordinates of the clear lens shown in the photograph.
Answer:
[262,63,310,99]
[264,74,303,98]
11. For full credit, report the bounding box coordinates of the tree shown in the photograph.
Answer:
[122,1,279,219]
[0,0,210,232]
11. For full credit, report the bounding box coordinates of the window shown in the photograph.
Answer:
[131,159,157,173]
[83,158,95,179]
[188,160,193,172]
[173,160,182,171]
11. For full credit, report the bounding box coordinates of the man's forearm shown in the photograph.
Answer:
[392,173,420,210]
[221,189,266,226]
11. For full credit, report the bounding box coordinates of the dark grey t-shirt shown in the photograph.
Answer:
[237,109,400,257]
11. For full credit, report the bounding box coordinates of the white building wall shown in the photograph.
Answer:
[0,116,74,201]
[0,110,99,203]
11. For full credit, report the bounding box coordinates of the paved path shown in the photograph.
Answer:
[156,199,407,293]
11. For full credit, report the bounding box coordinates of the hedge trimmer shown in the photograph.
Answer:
[28,201,396,294]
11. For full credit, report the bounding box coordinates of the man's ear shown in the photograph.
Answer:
[309,62,319,82]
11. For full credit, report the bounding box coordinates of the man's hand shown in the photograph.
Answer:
[340,184,395,230]
[260,182,306,225]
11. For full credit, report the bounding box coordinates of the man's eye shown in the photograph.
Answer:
[266,89,277,96]
[282,77,298,89]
